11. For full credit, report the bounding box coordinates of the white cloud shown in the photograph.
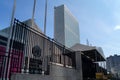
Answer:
[114,25,120,30]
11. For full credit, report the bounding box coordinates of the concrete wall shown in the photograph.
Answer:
[11,74,51,80]
[50,64,77,80]
[75,51,83,80]
[11,64,80,80]
[11,52,83,80]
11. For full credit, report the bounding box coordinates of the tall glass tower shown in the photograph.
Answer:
[54,5,80,48]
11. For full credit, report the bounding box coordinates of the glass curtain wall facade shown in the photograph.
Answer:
[54,5,80,48]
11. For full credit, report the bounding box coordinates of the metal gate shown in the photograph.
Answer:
[0,18,76,80]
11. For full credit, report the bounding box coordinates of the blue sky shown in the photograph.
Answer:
[0,0,120,57]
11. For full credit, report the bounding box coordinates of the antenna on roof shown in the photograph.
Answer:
[90,44,92,46]
[86,39,89,46]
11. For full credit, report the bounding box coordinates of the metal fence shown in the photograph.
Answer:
[0,19,76,79]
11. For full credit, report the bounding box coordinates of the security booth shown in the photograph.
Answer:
[71,43,106,80]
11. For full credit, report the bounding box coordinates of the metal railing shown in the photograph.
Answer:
[0,18,76,79]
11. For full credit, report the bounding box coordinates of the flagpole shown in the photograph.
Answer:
[42,0,48,74]
[25,0,37,73]
[44,0,48,34]
[6,0,16,52]
[32,0,36,27]
[4,0,16,80]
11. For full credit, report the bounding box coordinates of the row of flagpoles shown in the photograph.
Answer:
[4,0,48,79]
[8,0,47,34]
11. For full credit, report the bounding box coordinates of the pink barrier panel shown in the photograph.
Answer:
[0,46,6,78]
[10,49,23,73]
[0,45,23,78]
[0,46,6,55]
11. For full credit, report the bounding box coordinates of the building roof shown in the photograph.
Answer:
[71,43,106,61]
[0,19,43,38]
[0,29,9,38]
[23,19,43,33]
[70,43,96,51]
